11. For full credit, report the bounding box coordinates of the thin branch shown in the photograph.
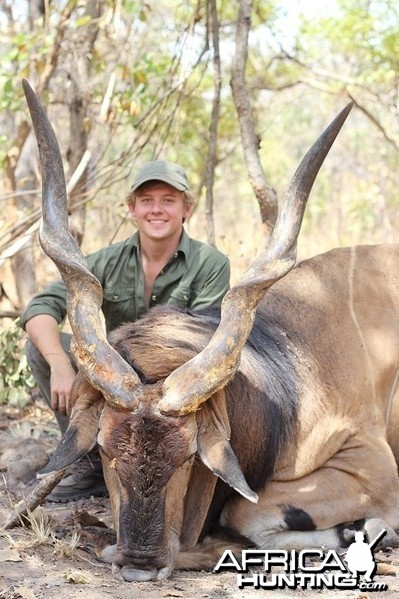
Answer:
[0,311,21,319]
[348,93,399,153]
[3,470,66,529]
[0,150,92,265]
[254,45,399,154]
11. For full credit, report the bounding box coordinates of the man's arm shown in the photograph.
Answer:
[25,314,76,415]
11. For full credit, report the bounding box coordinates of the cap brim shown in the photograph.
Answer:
[131,176,187,192]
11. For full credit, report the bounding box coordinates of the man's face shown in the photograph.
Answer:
[129,182,191,243]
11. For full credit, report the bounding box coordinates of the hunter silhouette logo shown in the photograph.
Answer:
[214,528,389,591]
[345,529,386,585]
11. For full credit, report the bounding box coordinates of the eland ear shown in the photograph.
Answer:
[196,391,258,503]
[39,376,104,474]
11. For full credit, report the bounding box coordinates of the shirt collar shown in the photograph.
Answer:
[128,231,140,249]
[177,229,190,257]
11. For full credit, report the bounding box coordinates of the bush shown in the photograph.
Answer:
[0,319,35,407]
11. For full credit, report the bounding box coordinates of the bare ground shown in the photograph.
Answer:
[0,401,399,599]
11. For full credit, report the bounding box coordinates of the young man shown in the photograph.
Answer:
[20,160,230,502]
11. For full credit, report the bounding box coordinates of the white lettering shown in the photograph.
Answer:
[215,544,389,592]
[320,549,347,571]
[297,549,324,571]
[213,550,242,572]
[237,572,359,590]
[241,550,268,571]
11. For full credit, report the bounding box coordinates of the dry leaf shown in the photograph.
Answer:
[63,569,90,584]
[74,510,107,528]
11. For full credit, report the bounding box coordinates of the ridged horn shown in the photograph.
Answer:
[22,79,143,410]
[160,102,353,416]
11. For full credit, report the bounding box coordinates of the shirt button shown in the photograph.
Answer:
[151,294,157,302]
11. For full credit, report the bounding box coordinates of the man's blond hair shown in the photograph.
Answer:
[126,186,196,209]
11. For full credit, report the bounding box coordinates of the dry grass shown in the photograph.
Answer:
[0,506,52,549]
[0,501,80,558]
[53,530,81,558]
[8,421,42,440]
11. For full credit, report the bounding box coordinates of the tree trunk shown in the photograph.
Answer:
[204,0,221,248]
[66,0,103,244]
[231,0,277,236]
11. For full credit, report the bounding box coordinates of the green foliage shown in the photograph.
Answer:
[0,320,35,407]
[0,29,54,123]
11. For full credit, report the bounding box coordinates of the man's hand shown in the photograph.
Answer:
[48,353,76,414]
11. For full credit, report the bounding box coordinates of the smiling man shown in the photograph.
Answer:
[20,160,230,502]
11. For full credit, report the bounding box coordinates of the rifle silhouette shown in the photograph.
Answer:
[368,529,386,550]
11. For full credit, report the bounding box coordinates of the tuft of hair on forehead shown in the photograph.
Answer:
[108,306,218,382]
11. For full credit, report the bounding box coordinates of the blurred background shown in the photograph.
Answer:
[0,0,398,403]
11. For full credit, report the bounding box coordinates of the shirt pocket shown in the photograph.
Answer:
[167,286,191,308]
[103,287,135,331]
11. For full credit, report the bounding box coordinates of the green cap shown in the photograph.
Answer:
[131,160,189,192]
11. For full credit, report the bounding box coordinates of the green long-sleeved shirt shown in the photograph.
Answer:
[20,230,230,334]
